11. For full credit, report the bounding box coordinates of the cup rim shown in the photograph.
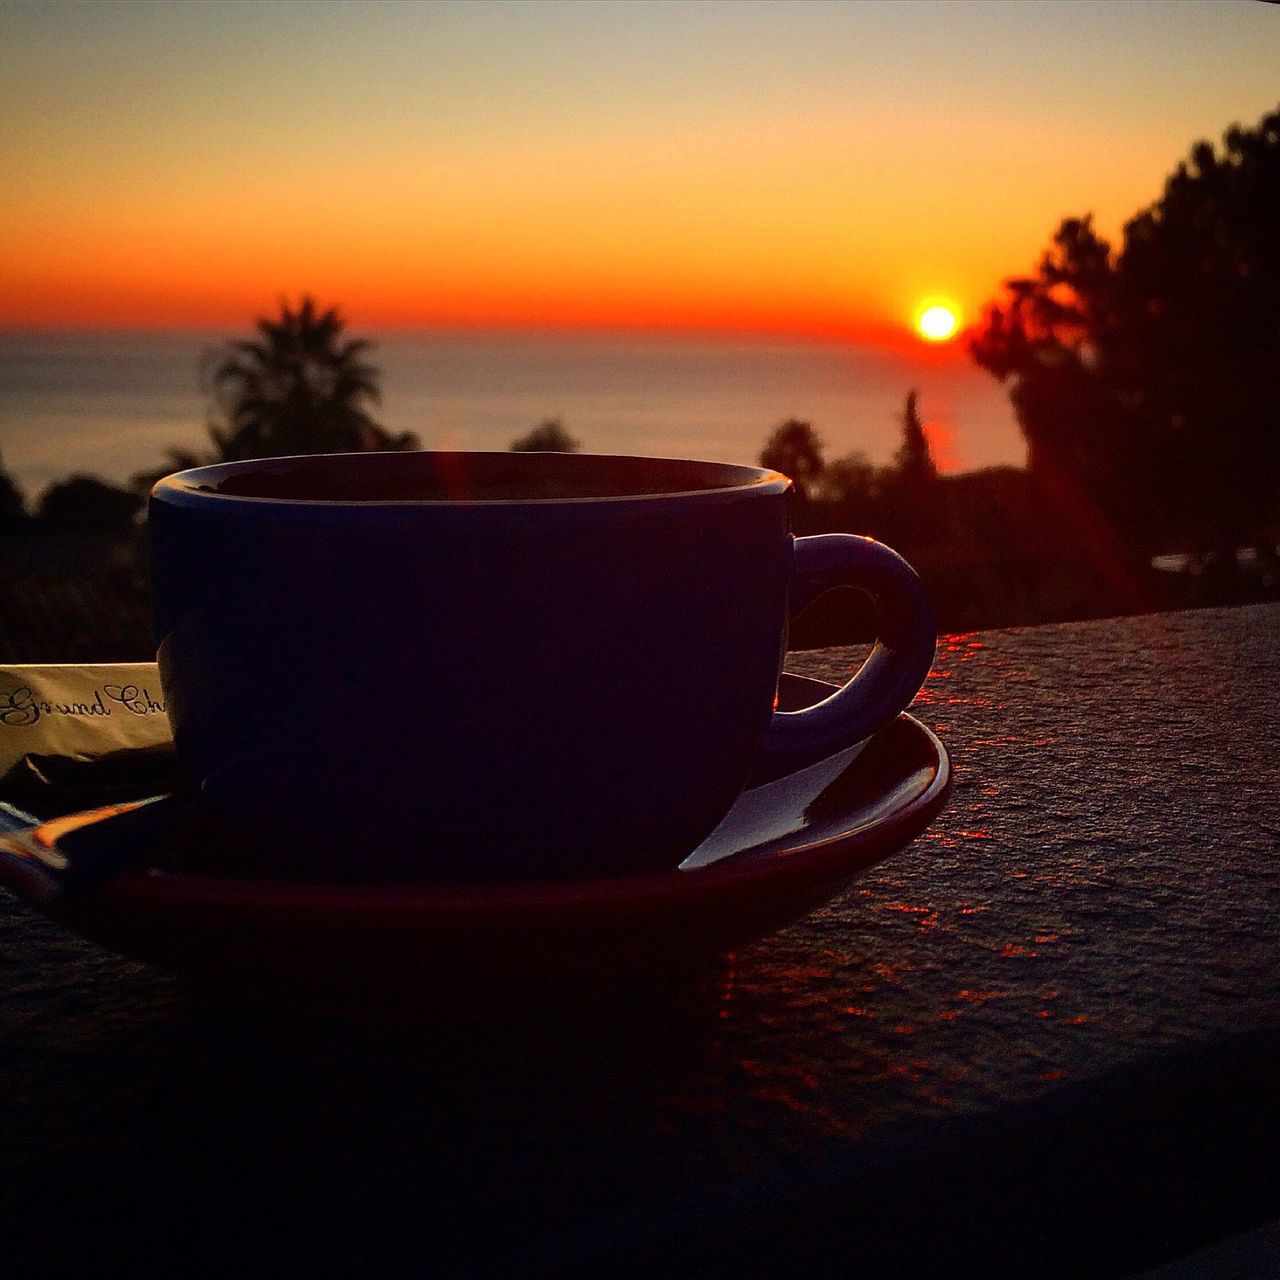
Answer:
[151,450,792,510]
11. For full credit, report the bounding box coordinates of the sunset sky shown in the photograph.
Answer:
[1,0,1277,344]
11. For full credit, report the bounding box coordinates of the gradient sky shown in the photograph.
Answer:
[1,0,1277,342]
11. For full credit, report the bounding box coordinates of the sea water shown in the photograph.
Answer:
[0,329,1024,499]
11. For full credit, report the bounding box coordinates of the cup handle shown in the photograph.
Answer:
[753,534,937,784]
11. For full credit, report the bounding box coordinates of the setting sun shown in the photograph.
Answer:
[917,304,959,343]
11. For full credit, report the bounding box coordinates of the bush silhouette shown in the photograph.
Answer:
[38,475,142,536]
[0,452,28,530]
[508,420,580,452]
[759,420,825,501]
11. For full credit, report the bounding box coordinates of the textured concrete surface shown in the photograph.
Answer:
[788,603,1280,1108]
[1,604,1277,1276]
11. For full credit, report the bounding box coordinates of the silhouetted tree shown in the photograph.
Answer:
[970,105,1280,557]
[38,475,142,536]
[878,391,941,547]
[0,452,28,530]
[508,419,580,452]
[131,298,419,493]
[892,391,938,487]
[207,297,418,461]
[760,419,825,500]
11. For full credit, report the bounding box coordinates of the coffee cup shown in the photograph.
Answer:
[149,450,935,882]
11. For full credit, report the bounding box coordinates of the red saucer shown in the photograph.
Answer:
[2,677,951,1007]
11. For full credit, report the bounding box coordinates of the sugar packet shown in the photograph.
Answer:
[0,664,181,814]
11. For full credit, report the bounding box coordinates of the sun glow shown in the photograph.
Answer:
[916,303,959,342]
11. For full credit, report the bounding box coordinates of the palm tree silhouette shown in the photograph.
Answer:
[130,299,419,494]
[207,296,418,462]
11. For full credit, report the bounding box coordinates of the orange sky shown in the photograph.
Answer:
[2,1,1277,345]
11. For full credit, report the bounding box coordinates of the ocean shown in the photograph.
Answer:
[0,329,1024,499]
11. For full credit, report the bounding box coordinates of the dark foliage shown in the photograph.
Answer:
[754,399,1214,646]
[37,475,142,536]
[132,297,418,493]
[760,420,825,501]
[208,296,419,461]
[0,452,28,530]
[508,420,581,452]
[878,391,941,547]
[891,391,938,488]
[969,105,1280,558]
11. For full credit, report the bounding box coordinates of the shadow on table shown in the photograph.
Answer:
[4,957,1278,1278]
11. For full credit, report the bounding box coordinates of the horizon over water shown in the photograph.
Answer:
[0,328,1025,497]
